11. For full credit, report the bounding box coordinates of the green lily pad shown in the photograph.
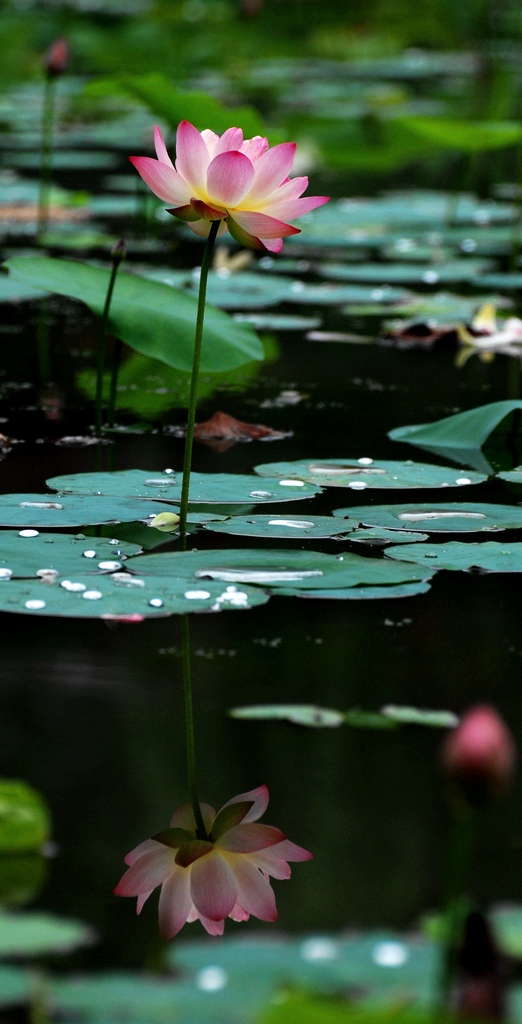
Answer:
[0,854,48,909]
[0,274,47,303]
[4,258,263,374]
[497,466,522,484]
[203,515,358,540]
[385,541,522,572]
[0,782,50,854]
[0,966,32,1007]
[491,905,522,960]
[254,459,486,489]
[380,705,458,728]
[336,503,522,532]
[0,531,142,578]
[318,259,493,285]
[230,705,345,727]
[349,528,430,544]
[47,470,321,505]
[0,576,269,618]
[0,494,181,528]
[0,912,93,957]
[130,548,434,589]
[361,291,509,321]
[141,268,294,310]
[285,282,408,305]
[277,581,432,599]
[233,313,322,331]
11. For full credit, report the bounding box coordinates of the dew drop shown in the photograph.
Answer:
[82,590,103,600]
[348,481,367,490]
[111,573,145,587]
[249,490,272,498]
[82,550,97,558]
[0,568,12,580]
[98,561,122,571]
[61,580,87,592]
[164,468,175,475]
[357,457,373,465]
[25,599,46,610]
[279,479,305,487]
[36,568,58,578]
[184,589,211,600]
[19,530,39,538]
[268,519,314,529]
[148,598,164,608]
[196,966,228,992]
[108,538,120,546]
[372,941,408,968]
[455,478,472,485]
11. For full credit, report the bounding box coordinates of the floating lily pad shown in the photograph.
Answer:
[0,781,50,853]
[336,503,522,532]
[233,313,322,331]
[0,575,269,618]
[0,912,93,957]
[318,259,493,285]
[497,466,522,484]
[230,705,346,727]
[350,528,430,544]
[130,548,434,589]
[285,282,408,305]
[0,494,181,528]
[354,291,509,321]
[47,470,321,505]
[385,541,522,572]
[0,531,142,578]
[0,966,32,1008]
[380,705,458,728]
[254,459,486,489]
[203,515,358,540]
[277,581,432,599]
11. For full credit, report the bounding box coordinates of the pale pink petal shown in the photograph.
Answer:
[226,215,267,250]
[136,890,154,913]
[124,839,160,866]
[216,823,285,854]
[261,175,308,203]
[206,151,255,207]
[214,127,244,155]
[247,850,292,879]
[229,902,250,922]
[129,156,191,206]
[187,219,229,239]
[190,850,237,920]
[154,125,174,167]
[229,856,277,922]
[114,847,175,896]
[259,236,284,253]
[199,915,225,936]
[170,801,215,832]
[231,210,300,239]
[200,129,220,158]
[175,120,210,192]
[268,839,314,861]
[158,866,193,939]
[248,143,296,201]
[219,784,269,823]
[264,195,330,221]
[240,136,269,162]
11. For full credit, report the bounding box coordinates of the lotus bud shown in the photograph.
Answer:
[43,37,70,78]
[442,705,516,805]
[111,239,127,263]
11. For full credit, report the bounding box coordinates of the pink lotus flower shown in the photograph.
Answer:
[130,122,329,253]
[114,785,312,938]
[442,704,516,802]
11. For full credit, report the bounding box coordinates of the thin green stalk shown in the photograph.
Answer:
[178,220,220,549]
[436,804,477,1016]
[181,613,207,839]
[38,75,56,241]
[95,247,124,437]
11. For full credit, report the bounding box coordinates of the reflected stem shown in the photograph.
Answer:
[178,219,220,550]
[181,613,207,839]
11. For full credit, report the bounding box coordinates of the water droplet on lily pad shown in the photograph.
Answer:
[25,599,46,610]
[0,568,13,581]
[82,590,103,601]
[148,598,164,608]
[19,530,39,538]
[82,550,97,559]
[97,561,122,571]
[372,941,409,967]
[61,581,87,592]
[184,590,212,600]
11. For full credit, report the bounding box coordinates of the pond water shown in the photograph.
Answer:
[1,55,522,1017]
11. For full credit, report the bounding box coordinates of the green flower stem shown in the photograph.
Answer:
[178,219,220,550]
[436,803,478,1014]
[181,613,207,839]
[95,252,124,437]
[38,75,56,241]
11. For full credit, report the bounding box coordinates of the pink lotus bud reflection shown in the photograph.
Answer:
[43,37,70,78]
[130,122,329,253]
[114,785,312,938]
[442,705,516,802]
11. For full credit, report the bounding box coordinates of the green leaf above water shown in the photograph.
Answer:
[230,705,346,727]
[336,503,522,532]
[254,459,486,489]
[0,781,50,853]
[389,401,522,455]
[4,258,263,374]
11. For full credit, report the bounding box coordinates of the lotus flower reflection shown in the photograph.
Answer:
[130,122,329,252]
[114,786,313,938]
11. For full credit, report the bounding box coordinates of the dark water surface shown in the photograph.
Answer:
[1,286,522,969]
